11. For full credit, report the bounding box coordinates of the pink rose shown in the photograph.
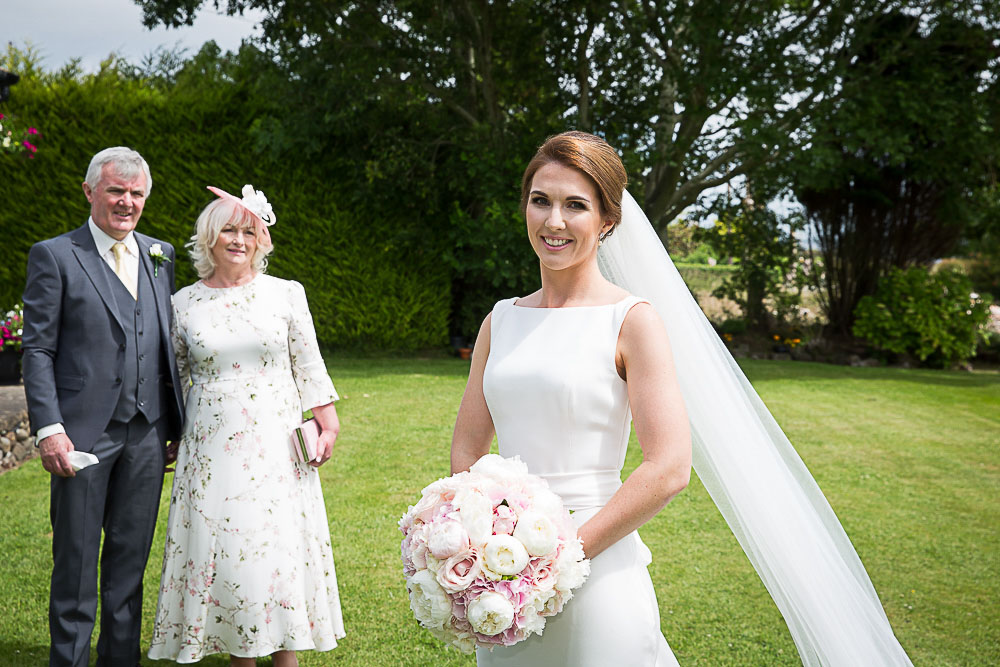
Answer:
[526,554,557,591]
[492,504,517,535]
[436,547,481,593]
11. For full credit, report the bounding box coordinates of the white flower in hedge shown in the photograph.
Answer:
[512,510,558,557]
[467,591,515,636]
[407,569,453,629]
[482,534,530,578]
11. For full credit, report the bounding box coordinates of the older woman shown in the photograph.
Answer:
[149,186,345,666]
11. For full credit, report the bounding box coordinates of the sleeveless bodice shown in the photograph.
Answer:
[483,296,646,511]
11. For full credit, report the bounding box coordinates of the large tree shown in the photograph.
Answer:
[134,1,997,336]
[795,10,999,335]
[134,0,966,226]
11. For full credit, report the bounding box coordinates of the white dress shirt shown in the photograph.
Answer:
[88,217,139,290]
[36,220,140,442]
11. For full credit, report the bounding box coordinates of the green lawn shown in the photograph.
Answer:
[0,358,997,666]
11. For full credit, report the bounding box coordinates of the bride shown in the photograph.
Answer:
[450,131,912,666]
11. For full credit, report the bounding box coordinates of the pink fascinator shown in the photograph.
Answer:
[206,184,276,244]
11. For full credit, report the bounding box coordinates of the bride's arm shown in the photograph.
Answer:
[577,302,692,559]
[451,313,497,474]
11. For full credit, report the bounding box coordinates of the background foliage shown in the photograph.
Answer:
[853,267,992,366]
[2,1,998,353]
[0,45,448,350]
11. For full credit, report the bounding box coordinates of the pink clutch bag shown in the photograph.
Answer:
[290,418,321,463]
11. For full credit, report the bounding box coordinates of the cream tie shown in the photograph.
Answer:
[111,242,137,300]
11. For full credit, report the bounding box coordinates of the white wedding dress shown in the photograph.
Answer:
[478,296,679,667]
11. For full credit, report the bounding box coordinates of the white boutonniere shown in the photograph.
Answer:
[148,243,171,277]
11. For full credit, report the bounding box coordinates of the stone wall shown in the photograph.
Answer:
[0,388,36,472]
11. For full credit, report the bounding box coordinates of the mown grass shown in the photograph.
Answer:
[0,358,996,666]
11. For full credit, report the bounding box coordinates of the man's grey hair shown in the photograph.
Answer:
[84,147,152,194]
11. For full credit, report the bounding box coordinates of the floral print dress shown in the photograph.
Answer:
[149,274,345,662]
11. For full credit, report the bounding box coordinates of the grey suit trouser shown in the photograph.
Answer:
[49,415,167,667]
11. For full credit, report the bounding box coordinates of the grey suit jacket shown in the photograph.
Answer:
[21,223,184,451]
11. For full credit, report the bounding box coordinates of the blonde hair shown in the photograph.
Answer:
[521,131,628,236]
[187,198,274,279]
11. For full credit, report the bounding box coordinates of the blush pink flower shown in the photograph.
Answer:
[492,504,517,535]
[436,546,481,593]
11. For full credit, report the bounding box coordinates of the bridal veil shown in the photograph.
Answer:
[597,191,912,666]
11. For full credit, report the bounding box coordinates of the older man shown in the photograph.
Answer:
[22,147,184,667]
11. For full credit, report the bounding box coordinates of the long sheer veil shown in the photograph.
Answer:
[598,191,912,666]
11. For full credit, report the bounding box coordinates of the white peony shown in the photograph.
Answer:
[482,534,530,578]
[512,511,558,557]
[466,592,515,636]
[453,487,494,546]
[519,605,546,636]
[451,630,478,654]
[425,553,443,575]
[407,569,453,629]
[470,454,529,480]
[554,539,590,593]
[427,519,470,559]
[528,488,565,521]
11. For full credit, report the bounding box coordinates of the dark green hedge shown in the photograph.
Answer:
[0,58,448,350]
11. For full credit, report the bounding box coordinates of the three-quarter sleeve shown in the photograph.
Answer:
[287,280,338,411]
[170,295,191,404]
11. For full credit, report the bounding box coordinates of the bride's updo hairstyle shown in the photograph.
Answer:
[520,131,628,236]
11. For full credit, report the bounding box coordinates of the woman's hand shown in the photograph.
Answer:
[309,402,340,467]
[310,430,337,467]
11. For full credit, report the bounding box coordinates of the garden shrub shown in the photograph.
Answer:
[852,266,991,366]
[0,48,448,350]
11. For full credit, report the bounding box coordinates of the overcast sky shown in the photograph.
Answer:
[6,0,264,72]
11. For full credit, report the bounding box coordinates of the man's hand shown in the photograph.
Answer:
[39,433,76,477]
[164,440,179,473]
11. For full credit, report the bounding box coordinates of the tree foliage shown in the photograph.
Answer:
[0,44,449,349]
[133,0,1000,336]
[698,186,807,332]
[853,266,992,366]
[138,0,960,224]
[796,8,1000,335]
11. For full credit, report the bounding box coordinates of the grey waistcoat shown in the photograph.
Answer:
[104,260,169,424]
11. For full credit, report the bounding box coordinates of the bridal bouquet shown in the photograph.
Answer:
[399,454,590,653]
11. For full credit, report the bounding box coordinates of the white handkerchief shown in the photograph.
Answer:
[67,451,99,471]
